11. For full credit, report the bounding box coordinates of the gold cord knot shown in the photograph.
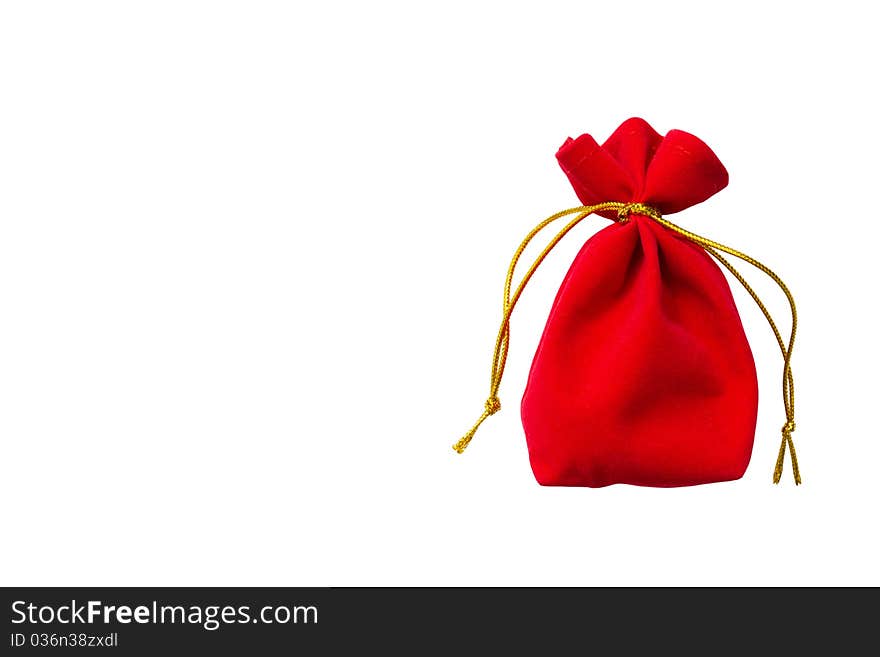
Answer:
[617,202,662,223]
[774,419,801,485]
[452,396,502,454]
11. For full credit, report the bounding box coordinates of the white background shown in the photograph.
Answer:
[1,1,877,586]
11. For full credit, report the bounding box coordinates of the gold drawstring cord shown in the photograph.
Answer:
[651,214,800,485]
[452,202,623,453]
[453,202,801,486]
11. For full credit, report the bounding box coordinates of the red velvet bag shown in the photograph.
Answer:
[454,118,800,487]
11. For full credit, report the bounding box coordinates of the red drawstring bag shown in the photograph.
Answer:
[454,118,800,487]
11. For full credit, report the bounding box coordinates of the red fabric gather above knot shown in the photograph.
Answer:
[557,117,729,216]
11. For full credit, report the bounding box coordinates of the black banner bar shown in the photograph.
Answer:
[1,587,871,654]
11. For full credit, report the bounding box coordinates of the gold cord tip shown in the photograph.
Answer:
[773,431,787,484]
[452,432,474,454]
[773,420,800,485]
[453,397,502,454]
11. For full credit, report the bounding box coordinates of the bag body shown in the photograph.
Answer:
[454,117,801,488]
[520,118,759,487]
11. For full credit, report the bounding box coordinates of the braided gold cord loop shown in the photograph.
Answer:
[453,201,800,485]
[617,202,662,222]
